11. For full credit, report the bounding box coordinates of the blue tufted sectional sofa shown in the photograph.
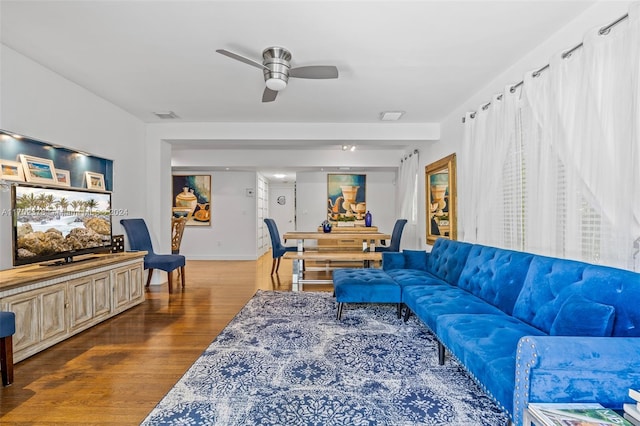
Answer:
[332,238,640,426]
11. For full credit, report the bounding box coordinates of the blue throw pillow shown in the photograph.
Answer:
[550,294,615,337]
[382,252,405,270]
[403,250,428,271]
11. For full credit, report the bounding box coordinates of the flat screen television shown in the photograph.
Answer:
[11,184,112,266]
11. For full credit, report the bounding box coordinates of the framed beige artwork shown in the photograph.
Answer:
[85,171,106,191]
[426,153,457,245]
[18,154,58,185]
[55,169,71,187]
[0,159,25,182]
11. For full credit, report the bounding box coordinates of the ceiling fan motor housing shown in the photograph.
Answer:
[262,47,290,91]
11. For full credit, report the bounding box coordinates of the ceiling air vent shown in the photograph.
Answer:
[153,111,179,119]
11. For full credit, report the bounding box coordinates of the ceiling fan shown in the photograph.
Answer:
[216,46,339,102]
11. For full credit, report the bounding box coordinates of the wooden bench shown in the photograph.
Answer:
[283,251,382,289]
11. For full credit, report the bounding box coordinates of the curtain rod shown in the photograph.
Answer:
[401,149,419,162]
[462,12,629,123]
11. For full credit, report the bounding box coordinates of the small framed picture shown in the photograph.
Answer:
[85,171,105,191]
[55,169,71,187]
[18,154,58,185]
[0,159,25,182]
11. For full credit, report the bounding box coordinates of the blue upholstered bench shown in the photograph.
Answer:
[332,269,402,320]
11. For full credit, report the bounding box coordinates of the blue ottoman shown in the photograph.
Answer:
[332,269,401,320]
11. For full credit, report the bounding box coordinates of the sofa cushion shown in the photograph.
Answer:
[382,252,406,270]
[436,314,546,415]
[402,284,506,332]
[549,294,615,337]
[403,249,428,270]
[425,238,474,285]
[457,245,534,315]
[386,269,443,288]
[513,256,640,336]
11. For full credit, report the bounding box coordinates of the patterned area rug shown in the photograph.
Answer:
[141,290,509,425]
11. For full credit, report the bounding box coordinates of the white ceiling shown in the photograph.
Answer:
[1,0,597,125]
[1,0,600,180]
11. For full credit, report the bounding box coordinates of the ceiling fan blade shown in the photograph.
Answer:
[216,49,268,71]
[262,87,278,103]
[289,65,339,79]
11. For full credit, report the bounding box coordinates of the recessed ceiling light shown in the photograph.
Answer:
[380,111,405,121]
[153,111,179,119]
[274,174,286,178]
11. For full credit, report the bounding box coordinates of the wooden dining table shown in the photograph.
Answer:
[283,230,391,252]
[282,229,391,290]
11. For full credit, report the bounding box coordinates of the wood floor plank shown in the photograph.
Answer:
[0,254,334,424]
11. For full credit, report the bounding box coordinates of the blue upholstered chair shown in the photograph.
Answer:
[264,218,297,275]
[0,311,16,386]
[375,219,408,252]
[120,218,186,293]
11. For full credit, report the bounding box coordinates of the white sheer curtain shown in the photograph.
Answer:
[462,3,640,271]
[460,88,520,247]
[398,150,419,248]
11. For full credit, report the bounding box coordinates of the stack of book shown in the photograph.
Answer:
[624,389,640,425]
[528,402,632,426]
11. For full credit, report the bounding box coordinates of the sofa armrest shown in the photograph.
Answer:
[382,252,405,270]
[513,335,640,426]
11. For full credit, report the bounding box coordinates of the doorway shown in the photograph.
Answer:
[269,183,296,234]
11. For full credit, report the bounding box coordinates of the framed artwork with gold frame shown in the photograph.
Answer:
[425,153,456,245]
[327,173,366,225]
[172,175,211,226]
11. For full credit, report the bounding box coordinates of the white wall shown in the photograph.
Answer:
[417,0,635,248]
[0,45,147,270]
[296,170,398,236]
[176,171,257,260]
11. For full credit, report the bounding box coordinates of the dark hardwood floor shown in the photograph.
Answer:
[0,255,332,424]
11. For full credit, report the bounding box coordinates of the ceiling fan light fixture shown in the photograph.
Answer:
[266,78,287,91]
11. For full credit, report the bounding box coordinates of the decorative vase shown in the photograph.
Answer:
[322,221,332,233]
[364,211,372,227]
[175,187,198,218]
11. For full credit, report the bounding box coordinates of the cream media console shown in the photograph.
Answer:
[0,252,146,363]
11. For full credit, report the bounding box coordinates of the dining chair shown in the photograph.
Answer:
[120,218,186,293]
[375,219,408,252]
[171,216,188,281]
[264,218,297,275]
[171,217,188,255]
[0,311,15,386]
